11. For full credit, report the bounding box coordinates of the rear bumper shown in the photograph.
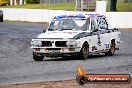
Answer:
[115,40,122,50]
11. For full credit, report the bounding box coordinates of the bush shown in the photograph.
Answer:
[0,2,9,6]
[0,0,9,5]
[26,0,40,4]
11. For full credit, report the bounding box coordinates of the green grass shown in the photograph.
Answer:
[0,3,75,11]
[117,3,132,12]
[0,2,132,12]
[106,2,132,12]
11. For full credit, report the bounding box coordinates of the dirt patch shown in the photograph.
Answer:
[0,79,132,88]
[128,28,132,30]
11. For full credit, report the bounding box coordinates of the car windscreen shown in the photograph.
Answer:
[48,18,90,31]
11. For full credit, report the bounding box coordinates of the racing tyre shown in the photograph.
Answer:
[79,42,89,60]
[105,41,115,56]
[33,52,44,61]
[0,16,3,22]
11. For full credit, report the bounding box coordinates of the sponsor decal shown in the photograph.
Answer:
[105,44,109,48]
[76,67,131,85]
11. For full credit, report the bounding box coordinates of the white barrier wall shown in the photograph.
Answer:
[106,12,132,28]
[1,8,132,28]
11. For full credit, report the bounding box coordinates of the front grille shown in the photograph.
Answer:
[41,41,52,46]
[55,41,67,47]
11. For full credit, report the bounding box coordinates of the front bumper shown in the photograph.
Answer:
[32,47,81,57]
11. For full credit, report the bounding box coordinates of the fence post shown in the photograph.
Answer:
[96,1,106,16]
[81,0,83,11]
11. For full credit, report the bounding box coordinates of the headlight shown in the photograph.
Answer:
[67,41,77,47]
[31,40,42,46]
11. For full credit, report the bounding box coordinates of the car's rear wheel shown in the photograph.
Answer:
[105,41,115,56]
[33,52,44,61]
[79,42,89,60]
[0,16,3,22]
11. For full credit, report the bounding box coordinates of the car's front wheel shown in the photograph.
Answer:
[33,52,44,61]
[79,42,89,60]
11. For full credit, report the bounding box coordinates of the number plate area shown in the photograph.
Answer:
[47,48,61,54]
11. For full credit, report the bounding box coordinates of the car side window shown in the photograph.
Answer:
[91,19,98,32]
[97,17,108,30]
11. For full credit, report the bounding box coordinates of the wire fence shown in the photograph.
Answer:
[75,0,96,11]
[40,0,75,4]
[40,0,132,4]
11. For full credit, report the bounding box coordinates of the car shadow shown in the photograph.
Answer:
[43,54,107,61]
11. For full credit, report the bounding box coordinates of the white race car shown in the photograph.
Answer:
[31,14,121,61]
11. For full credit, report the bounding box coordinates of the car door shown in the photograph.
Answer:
[88,19,101,52]
[97,16,111,50]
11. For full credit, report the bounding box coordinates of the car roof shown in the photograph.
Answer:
[54,14,105,20]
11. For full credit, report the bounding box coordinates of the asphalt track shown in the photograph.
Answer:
[0,22,132,84]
